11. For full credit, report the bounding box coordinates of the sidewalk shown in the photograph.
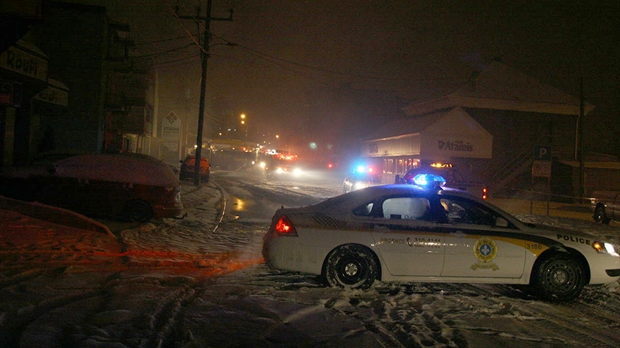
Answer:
[488,198,594,222]
[0,195,113,236]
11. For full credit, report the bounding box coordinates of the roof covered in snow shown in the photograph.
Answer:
[403,60,594,116]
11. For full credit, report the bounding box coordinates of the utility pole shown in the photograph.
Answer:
[176,1,232,185]
[578,77,585,201]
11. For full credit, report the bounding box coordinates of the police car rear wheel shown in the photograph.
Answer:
[324,244,379,290]
[534,254,585,302]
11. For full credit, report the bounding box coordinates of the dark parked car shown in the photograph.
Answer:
[0,154,184,222]
[396,163,487,199]
[179,155,210,182]
[592,190,620,224]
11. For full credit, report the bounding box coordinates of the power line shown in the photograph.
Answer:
[133,42,195,60]
[209,33,454,84]
[151,53,200,68]
[134,34,197,46]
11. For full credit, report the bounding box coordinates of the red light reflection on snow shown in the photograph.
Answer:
[93,249,265,276]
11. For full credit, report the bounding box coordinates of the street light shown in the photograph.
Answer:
[240,114,248,143]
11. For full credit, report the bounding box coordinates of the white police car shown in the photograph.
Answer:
[263,178,620,302]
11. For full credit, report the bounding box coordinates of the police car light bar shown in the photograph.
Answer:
[413,173,447,188]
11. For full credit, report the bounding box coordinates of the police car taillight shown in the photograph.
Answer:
[274,215,297,236]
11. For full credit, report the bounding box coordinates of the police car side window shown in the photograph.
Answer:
[352,202,374,216]
[441,197,496,226]
[381,197,431,220]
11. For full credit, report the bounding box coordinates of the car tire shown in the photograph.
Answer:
[125,200,154,223]
[324,244,379,290]
[201,173,210,183]
[532,254,586,302]
[594,206,610,224]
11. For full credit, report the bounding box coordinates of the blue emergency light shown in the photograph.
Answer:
[413,173,446,188]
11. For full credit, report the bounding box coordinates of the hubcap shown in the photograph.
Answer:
[344,262,359,277]
[553,269,568,284]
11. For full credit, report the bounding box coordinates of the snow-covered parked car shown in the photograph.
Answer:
[0,153,184,222]
[263,184,620,302]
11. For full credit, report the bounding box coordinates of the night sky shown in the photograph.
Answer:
[68,0,619,151]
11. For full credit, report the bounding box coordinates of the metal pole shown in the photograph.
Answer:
[193,15,209,186]
[578,77,585,200]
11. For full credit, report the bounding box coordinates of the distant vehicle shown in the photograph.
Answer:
[396,163,487,199]
[0,154,184,222]
[272,163,302,176]
[263,184,620,302]
[343,167,381,193]
[263,153,302,177]
[180,155,210,182]
[591,190,620,224]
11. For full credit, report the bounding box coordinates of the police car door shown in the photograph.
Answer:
[369,196,444,276]
[439,195,526,279]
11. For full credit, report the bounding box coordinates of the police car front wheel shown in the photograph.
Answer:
[533,254,586,302]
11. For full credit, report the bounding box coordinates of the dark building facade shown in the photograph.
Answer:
[33,2,116,154]
[1,1,149,169]
[363,61,619,199]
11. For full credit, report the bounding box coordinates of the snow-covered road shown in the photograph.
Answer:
[1,170,620,347]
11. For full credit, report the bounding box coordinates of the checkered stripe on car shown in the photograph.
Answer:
[312,213,348,229]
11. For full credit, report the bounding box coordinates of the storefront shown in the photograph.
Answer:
[31,78,69,153]
[0,39,49,167]
[362,107,493,183]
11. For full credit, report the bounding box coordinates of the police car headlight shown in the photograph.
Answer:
[593,241,620,257]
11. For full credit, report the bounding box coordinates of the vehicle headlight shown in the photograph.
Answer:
[353,182,368,190]
[593,241,620,257]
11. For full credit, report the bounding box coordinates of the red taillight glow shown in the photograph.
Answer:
[274,215,297,235]
[482,187,488,200]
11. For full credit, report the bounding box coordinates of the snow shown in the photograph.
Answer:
[2,177,620,347]
[53,154,180,187]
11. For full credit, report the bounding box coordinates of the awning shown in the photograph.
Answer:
[363,107,493,160]
[33,78,69,107]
